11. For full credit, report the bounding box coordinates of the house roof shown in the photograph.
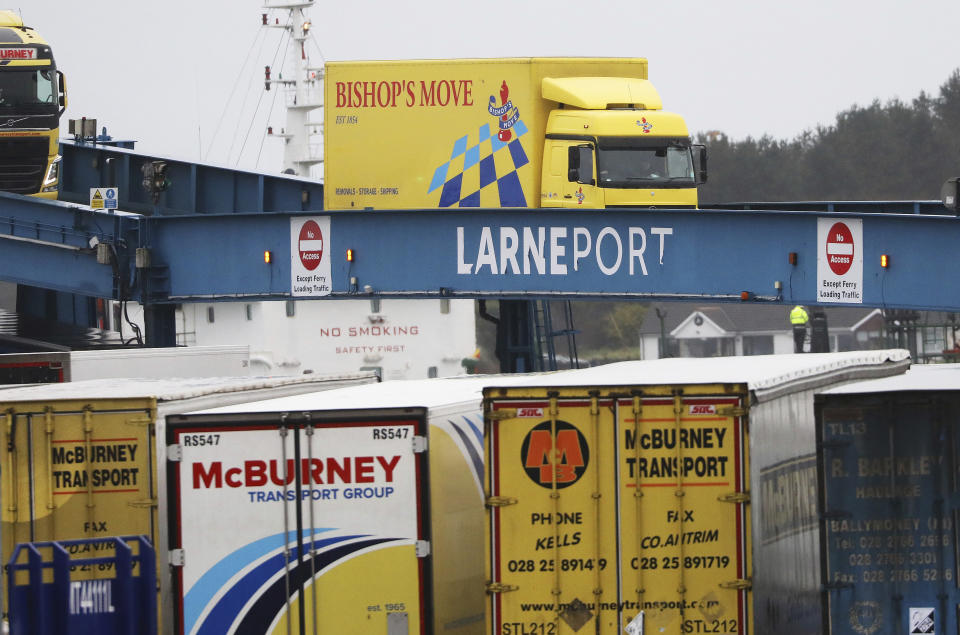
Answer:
[637,303,882,335]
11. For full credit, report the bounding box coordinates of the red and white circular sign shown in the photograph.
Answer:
[826,221,854,276]
[298,220,324,271]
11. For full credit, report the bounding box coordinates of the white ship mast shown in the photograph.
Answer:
[263,1,323,178]
[124,1,477,381]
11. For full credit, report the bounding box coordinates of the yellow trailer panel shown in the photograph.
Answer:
[485,384,750,635]
[1,397,157,559]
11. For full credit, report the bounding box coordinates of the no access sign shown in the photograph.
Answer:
[290,216,331,297]
[817,218,862,304]
[298,220,324,271]
[826,222,854,275]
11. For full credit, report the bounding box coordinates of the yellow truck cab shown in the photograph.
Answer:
[540,77,704,208]
[0,10,67,199]
[324,58,705,211]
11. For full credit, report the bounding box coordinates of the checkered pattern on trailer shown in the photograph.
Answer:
[427,120,530,207]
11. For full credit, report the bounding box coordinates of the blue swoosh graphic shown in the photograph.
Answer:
[196,535,395,634]
[462,414,483,446]
[449,419,484,489]
[184,528,333,635]
[234,537,401,634]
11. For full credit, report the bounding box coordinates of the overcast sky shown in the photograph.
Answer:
[22,0,960,174]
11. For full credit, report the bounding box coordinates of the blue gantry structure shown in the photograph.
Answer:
[1,140,957,362]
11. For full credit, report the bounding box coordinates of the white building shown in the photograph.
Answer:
[637,303,887,360]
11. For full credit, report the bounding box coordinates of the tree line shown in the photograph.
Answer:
[698,69,960,203]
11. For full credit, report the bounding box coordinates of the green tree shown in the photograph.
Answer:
[700,68,960,203]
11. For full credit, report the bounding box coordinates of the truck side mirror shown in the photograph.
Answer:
[695,145,708,184]
[57,71,67,115]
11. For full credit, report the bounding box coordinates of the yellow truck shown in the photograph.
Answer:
[482,352,911,635]
[0,10,66,199]
[324,58,705,211]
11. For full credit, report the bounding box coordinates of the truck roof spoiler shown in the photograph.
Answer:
[0,10,24,29]
[542,76,663,110]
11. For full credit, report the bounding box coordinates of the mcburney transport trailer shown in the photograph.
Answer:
[0,372,377,629]
[324,58,706,210]
[482,350,911,635]
[816,364,960,635]
[164,374,531,635]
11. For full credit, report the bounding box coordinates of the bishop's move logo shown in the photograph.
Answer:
[520,420,589,488]
[489,80,520,142]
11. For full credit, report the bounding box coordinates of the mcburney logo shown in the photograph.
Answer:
[520,420,589,488]
[0,48,36,60]
[489,80,520,143]
[193,456,401,489]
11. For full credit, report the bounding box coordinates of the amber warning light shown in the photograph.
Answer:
[346,249,355,262]
[264,250,272,264]
[881,254,890,268]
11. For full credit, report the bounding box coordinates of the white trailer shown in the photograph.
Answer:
[165,374,530,635]
[0,345,253,383]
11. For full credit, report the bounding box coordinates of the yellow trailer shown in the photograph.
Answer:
[483,352,910,635]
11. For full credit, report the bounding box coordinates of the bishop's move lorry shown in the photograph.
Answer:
[324,58,705,211]
[162,374,528,635]
[0,10,66,198]
[0,373,378,632]
[815,364,960,635]
[482,351,911,635]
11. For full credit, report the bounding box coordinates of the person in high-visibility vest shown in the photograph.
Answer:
[790,305,809,353]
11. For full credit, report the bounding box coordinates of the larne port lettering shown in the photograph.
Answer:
[457,226,673,277]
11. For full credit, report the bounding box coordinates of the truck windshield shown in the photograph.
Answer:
[0,69,57,111]
[597,142,695,188]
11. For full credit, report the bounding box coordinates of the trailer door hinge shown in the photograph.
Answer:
[169,549,185,567]
[167,444,182,462]
[415,540,431,557]
[717,491,750,504]
[717,406,747,417]
[486,582,519,594]
[412,436,428,453]
[486,496,518,508]
[719,578,752,590]
[128,498,157,509]
[487,409,517,421]
[126,415,154,426]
